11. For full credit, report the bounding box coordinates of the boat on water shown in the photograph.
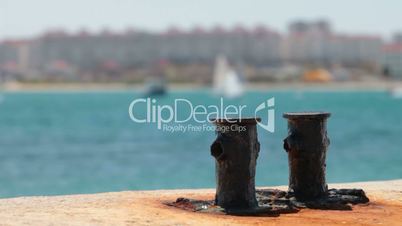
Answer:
[144,78,167,96]
[389,88,402,99]
[212,55,245,98]
[144,59,169,97]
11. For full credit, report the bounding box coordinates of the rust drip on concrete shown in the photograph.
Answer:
[168,187,369,215]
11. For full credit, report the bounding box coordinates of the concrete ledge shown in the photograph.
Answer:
[0,180,401,226]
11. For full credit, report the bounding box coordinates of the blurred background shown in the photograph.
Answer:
[0,0,401,198]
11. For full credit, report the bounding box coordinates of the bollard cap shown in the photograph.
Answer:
[210,117,261,125]
[283,112,330,120]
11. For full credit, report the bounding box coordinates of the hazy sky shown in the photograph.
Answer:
[1,0,401,39]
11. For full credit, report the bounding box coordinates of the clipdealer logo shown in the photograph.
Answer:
[128,98,275,133]
[255,97,275,132]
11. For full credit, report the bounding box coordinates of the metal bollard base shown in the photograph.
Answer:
[166,187,369,216]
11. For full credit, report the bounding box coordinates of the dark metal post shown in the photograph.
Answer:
[283,112,331,200]
[210,118,260,210]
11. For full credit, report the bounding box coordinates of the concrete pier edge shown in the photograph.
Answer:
[0,179,401,226]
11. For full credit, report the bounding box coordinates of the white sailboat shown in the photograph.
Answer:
[390,88,402,99]
[213,55,244,98]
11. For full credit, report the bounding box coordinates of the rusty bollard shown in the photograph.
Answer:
[168,112,367,214]
[210,118,261,210]
[283,112,331,201]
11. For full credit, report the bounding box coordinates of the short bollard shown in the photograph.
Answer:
[283,112,331,200]
[210,118,261,210]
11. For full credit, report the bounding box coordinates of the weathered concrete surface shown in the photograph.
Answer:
[0,180,401,226]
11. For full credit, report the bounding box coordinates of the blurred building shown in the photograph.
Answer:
[25,25,281,72]
[0,40,33,81]
[382,44,402,79]
[284,20,382,67]
[0,21,388,82]
[393,32,402,43]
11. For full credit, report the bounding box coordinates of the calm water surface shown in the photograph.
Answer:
[0,90,401,198]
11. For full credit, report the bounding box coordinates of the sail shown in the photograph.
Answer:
[223,70,244,98]
[213,56,229,93]
[390,88,402,99]
[213,55,244,98]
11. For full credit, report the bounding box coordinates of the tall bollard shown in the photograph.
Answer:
[210,118,261,210]
[283,112,331,201]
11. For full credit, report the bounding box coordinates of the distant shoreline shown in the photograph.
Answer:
[2,80,402,92]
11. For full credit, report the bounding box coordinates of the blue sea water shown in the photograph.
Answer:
[0,90,401,198]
